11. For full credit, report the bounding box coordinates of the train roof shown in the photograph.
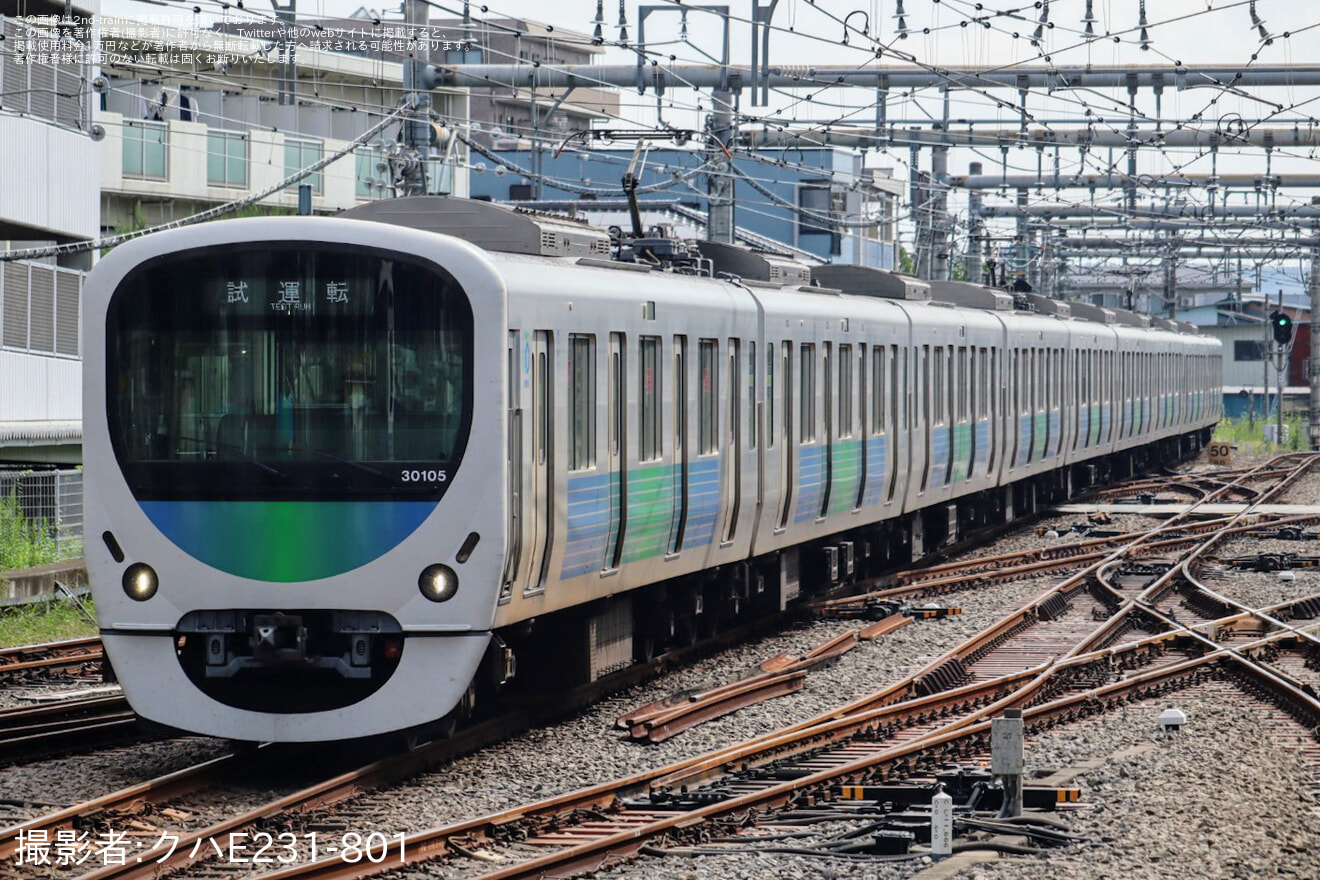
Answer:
[337,197,1207,338]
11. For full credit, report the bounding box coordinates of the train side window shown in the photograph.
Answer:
[801,344,817,443]
[893,345,904,431]
[640,336,661,461]
[569,334,596,470]
[728,337,741,448]
[766,345,775,449]
[782,341,793,447]
[802,344,815,442]
[610,335,624,457]
[934,347,946,426]
[839,344,853,438]
[537,348,550,466]
[699,339,718,454]
[872,346,885,433]
[748,341,757,450]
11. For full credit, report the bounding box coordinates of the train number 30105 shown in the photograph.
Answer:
[400,469,449,483]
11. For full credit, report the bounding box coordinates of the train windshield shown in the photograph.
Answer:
[107,243,474,501]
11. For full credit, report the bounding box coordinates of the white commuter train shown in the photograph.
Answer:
[83,198,1222,742]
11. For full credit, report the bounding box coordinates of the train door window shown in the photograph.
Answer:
[699,339,718,454]
[838,344,853,438]
[856,345,866,440]
[897,346,907,431]
[801,344,817,443]
[970,348,978,422]
[766,345,775,449]
[671,336,688,555]
[569,335,596,471]
[873,346,886,433]
[933,347,945,427]
[639,336,661,461]
[729,339,743,453]
[821,342,832,516]
[747,341,757,450]
[536,346,550,465]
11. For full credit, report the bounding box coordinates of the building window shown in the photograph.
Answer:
[1234,340,1265,362]
[284,137,324,195]
[207,130,248,188]
[123,120,167,179]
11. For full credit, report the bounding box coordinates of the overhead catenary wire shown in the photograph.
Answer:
[0,104,410,262]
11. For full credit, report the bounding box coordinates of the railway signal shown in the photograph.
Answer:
[1270,310,1295,345]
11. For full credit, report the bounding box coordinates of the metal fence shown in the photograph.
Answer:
[0,468,83,558]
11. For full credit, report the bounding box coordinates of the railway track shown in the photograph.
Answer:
[11,454,1320,879]
[0,695,136,765]
[0,637,102,681]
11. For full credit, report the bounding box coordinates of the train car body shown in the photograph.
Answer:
[83,198,1221,742]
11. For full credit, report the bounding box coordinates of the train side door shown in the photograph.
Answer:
[501,330,522,603]
[721,338,741,544]
[524,331,553,595]
[604,332,627,570]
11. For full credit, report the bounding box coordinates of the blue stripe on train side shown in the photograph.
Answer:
[794,445,826,523]
[561,471,612,580]
[861,435,888,506]
[973,421,990,473]
[928,428,950,489]
[684,458,721,549]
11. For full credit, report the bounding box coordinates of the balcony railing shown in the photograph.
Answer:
[0,15,91,131]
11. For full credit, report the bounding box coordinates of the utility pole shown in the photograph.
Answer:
[931,144,950,281]
[966,162,984,282]
[1262,267,1270,431]
[1277,288,1286,447]
[400,0,433,196]
[707,83,736,243]
[271,0,297,106]
[1311,247,1320,450]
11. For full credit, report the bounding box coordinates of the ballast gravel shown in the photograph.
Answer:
[585,682,1320,880]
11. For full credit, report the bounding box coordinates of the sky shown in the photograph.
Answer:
[91,0,1320,285]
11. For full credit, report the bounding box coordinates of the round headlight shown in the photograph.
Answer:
[418,563,459,602]
[122,563,159,601]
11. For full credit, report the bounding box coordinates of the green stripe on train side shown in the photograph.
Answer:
[828,439,864,515]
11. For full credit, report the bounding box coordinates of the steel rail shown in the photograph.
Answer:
[0,637,103,677]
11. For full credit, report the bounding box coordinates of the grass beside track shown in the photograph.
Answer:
[0,598,97,647]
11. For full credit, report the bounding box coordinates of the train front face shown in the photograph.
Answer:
[84,219,507,742]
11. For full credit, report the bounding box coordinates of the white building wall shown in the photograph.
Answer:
[0,352,80,421]
[0,114,99,240]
